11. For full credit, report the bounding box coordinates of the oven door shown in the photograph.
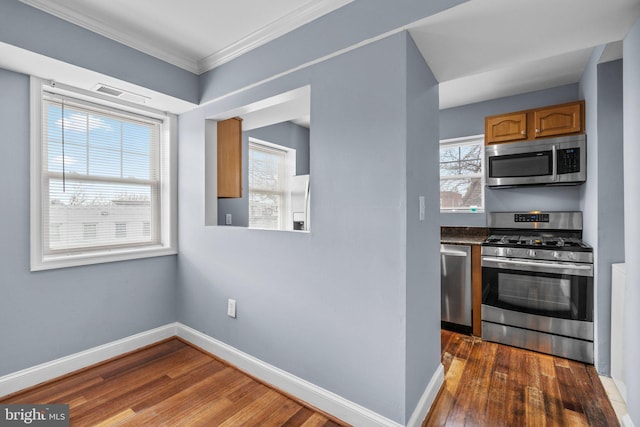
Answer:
[482,257,593,323]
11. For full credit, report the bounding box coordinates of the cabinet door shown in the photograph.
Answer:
[485,112,528,144]
[533,102,582,138]
[217,117,242,198]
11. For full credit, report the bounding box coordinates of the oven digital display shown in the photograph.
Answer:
[514,213,550,223]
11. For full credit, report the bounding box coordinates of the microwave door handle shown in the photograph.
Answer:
[552,145,557,181]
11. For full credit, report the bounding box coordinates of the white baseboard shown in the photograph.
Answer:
[406,363,445,427]
[622,414,636,427]
[175,323,404,427]
[614,378,628,404]
[0,322,445,427]
[0,323,178,398]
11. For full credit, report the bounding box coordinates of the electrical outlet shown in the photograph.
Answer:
[227,299,236,318]
[225,214,232,225]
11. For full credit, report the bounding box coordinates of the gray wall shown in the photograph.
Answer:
[579,51,626,375]
[178,32,440,424]
[0,68,177,377]
[596,59,625,375]
[218,121,310,227]
[404,34,441,419]
[623,18,640,423]
[0,0,199,103]
[439,84,583,227]
[200,0,468,103]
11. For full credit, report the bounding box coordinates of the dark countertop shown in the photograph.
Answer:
[441,226,489,246]
[441,236,487,245]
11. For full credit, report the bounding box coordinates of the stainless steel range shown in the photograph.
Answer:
[481,211,594,363]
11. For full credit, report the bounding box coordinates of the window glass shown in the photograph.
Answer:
[440,136,485,211]
[31,78,177,270]
[248,140,295,230]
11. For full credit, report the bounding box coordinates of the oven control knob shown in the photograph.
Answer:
[568,252,577,260]
[528,249,536,257]
[506,248,514,256]
[552,251,561,259]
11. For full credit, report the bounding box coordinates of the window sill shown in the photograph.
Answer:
[31,245,177,271]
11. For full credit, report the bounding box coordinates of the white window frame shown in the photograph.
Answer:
[248,137,296,231]
[30,77,177,271]
[439,134,485,213]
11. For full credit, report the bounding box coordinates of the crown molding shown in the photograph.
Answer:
[19,0,354,75]
[19,0,200,73]
[196,0,354,74]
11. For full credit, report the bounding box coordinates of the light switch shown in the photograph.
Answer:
[227,299,236,318]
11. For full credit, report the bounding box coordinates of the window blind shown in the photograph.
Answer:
[248,141,292,230]
[41,92,162,254]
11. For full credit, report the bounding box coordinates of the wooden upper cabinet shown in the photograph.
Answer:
[484,101,584,145]
[485,112,528,144]
[217,117,242,198]
[533,102,583,138]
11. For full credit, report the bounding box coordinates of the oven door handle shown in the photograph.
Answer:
[482,256,593,277]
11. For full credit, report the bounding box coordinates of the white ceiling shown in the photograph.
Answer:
[15,0,640,111]
[410,0,640,108]
[19,0,353,74]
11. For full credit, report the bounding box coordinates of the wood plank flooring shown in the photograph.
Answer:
[0,338,346,427]
[423,330,619,427]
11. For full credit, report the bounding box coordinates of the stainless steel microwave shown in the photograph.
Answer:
[485,134,586,188]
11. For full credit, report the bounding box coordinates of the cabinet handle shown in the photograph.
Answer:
[520,130,526,135]
[536,128,540,133]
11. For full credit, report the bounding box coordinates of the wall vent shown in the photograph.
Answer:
[93,84,149,104]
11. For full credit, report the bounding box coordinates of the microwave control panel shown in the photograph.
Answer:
[557,148,581,174]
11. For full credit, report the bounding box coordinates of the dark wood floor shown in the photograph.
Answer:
[423,330,619,427]
[0,338,346,427]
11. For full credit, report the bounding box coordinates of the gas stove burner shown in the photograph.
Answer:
[484,234,592,252]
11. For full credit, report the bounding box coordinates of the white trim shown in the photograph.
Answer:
[29,77,178,271]
[0,323,446,426]
[197,0,354,73]
[19,0,354,75]
[30,246,178,271]
[622,414,635,427]
[29,77,44,271]
[406,364,445,427]
[440,134,485,145]
[439,134,485,212]
[175,323,403,427]
[19,0,199,73]
[600,375,633,427]
[0,324,178,398]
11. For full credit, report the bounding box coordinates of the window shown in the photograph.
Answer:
[440,135,485,211]
[30,78,177,270]
[248,139,295,230]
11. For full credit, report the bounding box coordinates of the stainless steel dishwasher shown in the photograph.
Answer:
[441,244,472,331]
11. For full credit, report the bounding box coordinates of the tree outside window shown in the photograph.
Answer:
[440,136,484,211]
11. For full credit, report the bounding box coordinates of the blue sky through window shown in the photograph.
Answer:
[47,105,152,178]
